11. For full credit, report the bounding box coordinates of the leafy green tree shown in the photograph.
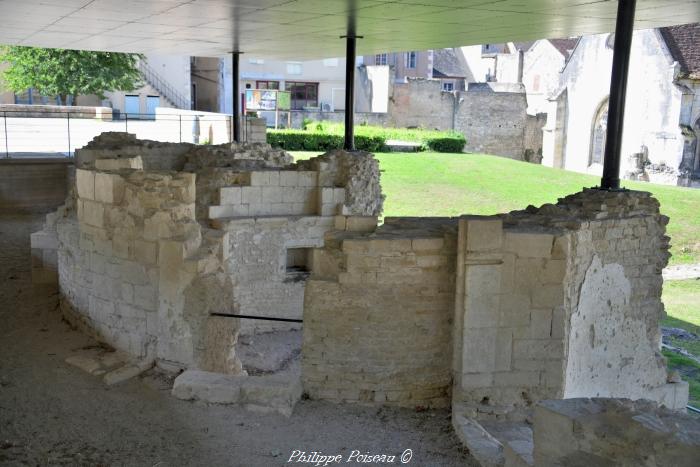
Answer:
[0,46,143,105]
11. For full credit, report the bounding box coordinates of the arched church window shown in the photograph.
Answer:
[590,100,608,166]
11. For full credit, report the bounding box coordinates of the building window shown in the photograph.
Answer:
[375,54,387,66]
[442,82,454,92]
[287,81,318,110]
[286,62,302,75]
[405,51,417,69]
[256,80,280,89]
[323,58,339,67]
[590,99,609,166]
[248,58,265,65]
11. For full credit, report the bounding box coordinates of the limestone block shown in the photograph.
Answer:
[345,216,378,232]
[465,264,502,296]
[412,237,444,251]
[94,172,125,204]
[279,171,298,187]
[461,327,498,373]
[76,169,95,200]
[209,204,249,219]
[94,156,143,170]
[241,186,262,204]
[333,188,346,204]
[249,171,271,186]
[498,293,531,327]
[504,232,553,258]
[219,186,242,205]
[134,240,157,265]
[541,259,566,284]
[531,284,564,308]
[334,216,347,230]
[297,171,317,187]
[79,199,105,228]
[261,186,283,204]
[461,217,503,252]
[30,231,59,250]
[103,359,153,386]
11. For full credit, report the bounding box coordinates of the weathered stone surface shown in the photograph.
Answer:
[533,398,700,467]
[172,370,301,417]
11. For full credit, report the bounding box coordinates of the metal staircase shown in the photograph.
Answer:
[138,60,191,110]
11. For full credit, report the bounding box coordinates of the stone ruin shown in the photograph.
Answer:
[30,132,696,465]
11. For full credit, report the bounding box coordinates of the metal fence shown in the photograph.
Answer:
[0,110,243,158]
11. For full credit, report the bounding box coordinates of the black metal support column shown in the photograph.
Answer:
[344,35,357,151]
[600,0,637,190]
[232,51,241,143]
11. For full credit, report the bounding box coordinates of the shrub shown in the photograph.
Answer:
[266,130,385,152]
[267,123,465,153]
[425,133,466,153]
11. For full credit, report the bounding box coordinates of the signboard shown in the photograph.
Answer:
[277,91,291,111]
[245,89,291,111]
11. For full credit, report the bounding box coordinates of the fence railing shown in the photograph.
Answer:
[0,110,250,158]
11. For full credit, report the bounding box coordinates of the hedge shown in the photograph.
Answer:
[266,131,386,152]
[268,123,466,153]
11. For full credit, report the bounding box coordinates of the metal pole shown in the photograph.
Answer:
[125,113,128,133]
[600,0,637,190]
[232,51,241,142]
[179,115,182,143]
[3,112,8,158]
[67,112,71,158]
[343,34,359,151]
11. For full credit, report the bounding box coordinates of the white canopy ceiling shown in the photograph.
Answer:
[1,0,698,59]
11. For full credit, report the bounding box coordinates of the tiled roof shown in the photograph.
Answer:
[548,38,579,58]
[659,23,700,79]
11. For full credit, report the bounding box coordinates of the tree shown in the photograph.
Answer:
[0,46,143,105]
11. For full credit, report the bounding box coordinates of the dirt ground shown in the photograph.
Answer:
[0,212,476,467]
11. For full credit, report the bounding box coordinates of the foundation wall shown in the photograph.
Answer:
[303,218,458,407]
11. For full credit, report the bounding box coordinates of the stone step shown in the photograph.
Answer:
[452,413,504,467]
[171,369,302,417]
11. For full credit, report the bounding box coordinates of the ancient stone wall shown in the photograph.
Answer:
[303,189,687,416]
[54,167,240,373]
[303,218,458,407]
[33,134,385,368]
[205,150,384,334]
[452,217,570,420]
[455,83,530,159]
[557,190,686,408]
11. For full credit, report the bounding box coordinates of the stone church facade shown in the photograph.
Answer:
[542,23,700,188]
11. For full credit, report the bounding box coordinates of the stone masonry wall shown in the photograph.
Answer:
[56,167,240,372]
[453,217,570,420]
[303,218,457,407]
[304,189,687,416]
[206,150,384,335]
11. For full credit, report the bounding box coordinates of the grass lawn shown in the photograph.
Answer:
[292,151,700,266]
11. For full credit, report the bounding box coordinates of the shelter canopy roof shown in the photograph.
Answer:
[1,0,698,59]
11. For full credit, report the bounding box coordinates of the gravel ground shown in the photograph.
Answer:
[0,212,475,467]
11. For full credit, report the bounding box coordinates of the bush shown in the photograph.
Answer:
[267,123,465,153]
[267,130,385,152]
[425,133,466,153]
